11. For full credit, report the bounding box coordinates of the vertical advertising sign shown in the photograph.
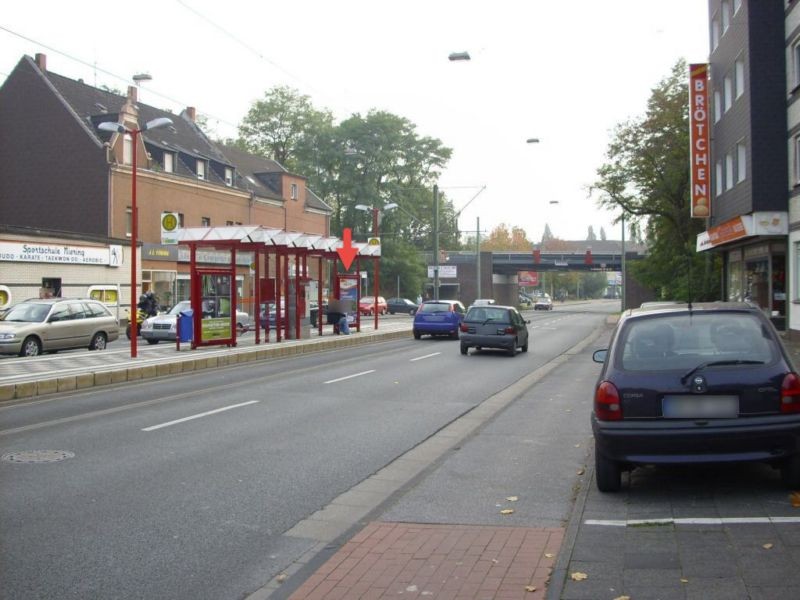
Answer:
[689,64,710,218]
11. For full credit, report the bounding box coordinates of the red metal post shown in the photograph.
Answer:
[276,250,282,343]
[130,129,139,358]
[254,246,261,345]
[373,207,379,331]
[318,256,323,335]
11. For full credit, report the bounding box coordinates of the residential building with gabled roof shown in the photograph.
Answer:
[0,53,331,313]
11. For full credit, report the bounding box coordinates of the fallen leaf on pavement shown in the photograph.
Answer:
[525,585,537,592]
[577,468,585,475]
[680,578,689,583]
[500,509,515,515]
[506,496,519,502]
[763,543,774,549]
[613,596,631,600]
[574,444,581,448]
[791,492,800,507]
[570,572,588,581]
[276,574,288,583]
[544,553,554,558]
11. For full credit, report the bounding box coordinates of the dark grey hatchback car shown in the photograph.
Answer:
[459,305,529,356]
[591,302,800,492]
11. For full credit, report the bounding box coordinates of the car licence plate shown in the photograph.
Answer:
[662,395,739,419]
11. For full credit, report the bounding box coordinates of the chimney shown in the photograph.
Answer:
[35,53,47,71]
[185,106,196,122]
[127,85,138,103]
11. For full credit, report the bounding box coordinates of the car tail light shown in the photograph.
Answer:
[504,326,515,334]
[594,381,622,421]
[781,373,800,413]
[460,323,469,332]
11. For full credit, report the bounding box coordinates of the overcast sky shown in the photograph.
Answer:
[1,1,709,243]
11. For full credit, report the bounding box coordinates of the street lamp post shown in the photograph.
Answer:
[98,116,173,358]
[355,202,397,330]
[620,212,626,312]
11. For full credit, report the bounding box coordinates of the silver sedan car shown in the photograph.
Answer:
[0,298,119,356]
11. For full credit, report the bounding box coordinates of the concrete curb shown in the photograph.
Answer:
[0,329,411,402]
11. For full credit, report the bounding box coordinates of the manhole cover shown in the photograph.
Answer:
[2,450,75,464]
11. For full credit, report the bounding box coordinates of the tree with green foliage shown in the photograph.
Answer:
[593,60,720,302]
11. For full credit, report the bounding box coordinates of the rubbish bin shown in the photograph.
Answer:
[178,309,194,342]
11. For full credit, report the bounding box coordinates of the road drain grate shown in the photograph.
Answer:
[2,450,75,464]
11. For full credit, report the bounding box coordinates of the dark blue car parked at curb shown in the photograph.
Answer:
[412,300,466,339]
[591,302,800,492]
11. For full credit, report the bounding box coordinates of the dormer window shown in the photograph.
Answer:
[291,183,298,200]
[163,152,174,173]
[225,167,233,187]
[196,159,206,180]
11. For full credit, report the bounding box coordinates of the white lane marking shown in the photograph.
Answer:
[324,370,376,384]
[410,352,441,362]
[585,517,800,527]
[142,400,259,431]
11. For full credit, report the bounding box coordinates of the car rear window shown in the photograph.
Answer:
[418,302,452,313]
[618,312,778,372]
[466,307,511,323]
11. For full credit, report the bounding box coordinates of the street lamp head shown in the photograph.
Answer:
[448,51,471,61]
[354,204,371,212]
[383,203,399,211]
[526,138,540,144]
[132,73,152,83]
[549,200,559,205]
[98,121,128,134]
[142,117,173,132]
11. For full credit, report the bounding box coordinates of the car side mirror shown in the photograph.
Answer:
[592,349,608,363]
[525,320,531,324]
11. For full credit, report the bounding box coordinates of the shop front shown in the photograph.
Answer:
[698,213,787,330]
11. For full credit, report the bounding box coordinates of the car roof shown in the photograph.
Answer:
[623,301,762,322]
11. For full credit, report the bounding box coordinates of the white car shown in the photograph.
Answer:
[141,300,252,344]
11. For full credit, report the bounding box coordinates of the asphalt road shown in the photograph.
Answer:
[0,301,616,600]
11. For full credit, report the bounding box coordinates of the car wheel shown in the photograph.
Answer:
[409,308,416,315]
[147,339,160,345]
[781,455,800,489]
[595,449,622,492]
[413,329,421,340]
[390,311,395,315]
[507,339,517,356]
[476,346,482,351]
[89,332,107,351]
[450,330,459,340]
[460,343,468,355]
[19,336,42,357]
[521,340,529,352]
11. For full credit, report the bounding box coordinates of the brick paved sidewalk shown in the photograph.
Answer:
[287,522,564,600]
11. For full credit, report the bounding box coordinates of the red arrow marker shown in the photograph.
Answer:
[337,228,358,270]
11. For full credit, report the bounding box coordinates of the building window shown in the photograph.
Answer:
[196,160,206,180]
[126,206,132,237]
[225,167,233,186]
[725,153,734,190]
[795,243,800,301]
[201,217,210,227]
[721,1,730,34]
[226,220,234,226]
[724,75,733,111]
[712,18,720,50]
[737,142,746,183]
[714,90,722,123]
[178,213,185,227]
[716,160,723,196]
[795,136,800,185]
[735,59,744,98]
[123,134,133,165]
[793,39,800,89]
[164,152,174,173]
[291,183,298,200]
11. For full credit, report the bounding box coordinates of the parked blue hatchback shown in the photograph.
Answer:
[412,300,466,339]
